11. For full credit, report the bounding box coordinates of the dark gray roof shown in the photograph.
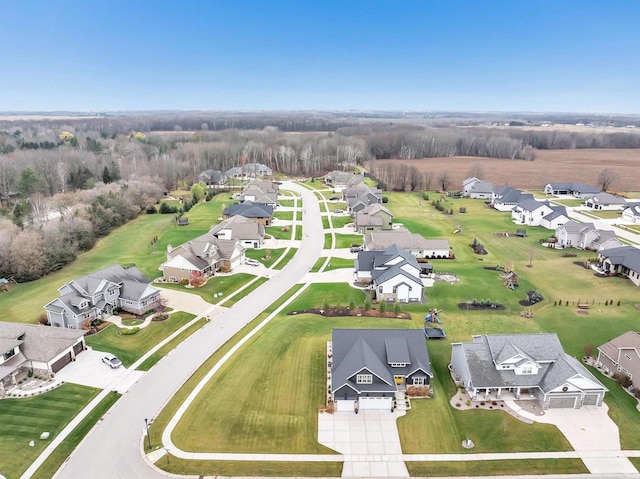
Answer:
[0,321,85,363]
[469,181,494,194]
[332,329,432,394]
[497,189,531,205]
[199,169,226,184]
[223,201,274,218]
[545,206,569,221]
[547,182,601,195]
[586,192,626,205]
[600,246,640,272]
[209,215,264,240]
[517,198,550,212]
[494,185,517,197]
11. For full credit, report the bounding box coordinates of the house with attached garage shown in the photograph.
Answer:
[240,179,279,206]
[331,329,432,412]
[222,201,274,226]
[354,203,393,234]
[598,246,640,286]
[596,331,640,390]
[208,215,265,249]
[355,245,425,302]
[364,229,451,259]
[325,171,363,189]
[44,265,160,329]
[161,233,245,282]
[492,186,532,212]
[584,192,627,211]
[555,221,623,251]
[451,333,607,409]
[539,205,570,229]
[198,169,227,188]
[345,182,383,214]
[462,177,480,196]
[544,182,601,198]
[466,180,494,200]
[622,203,640,223]
[511,198,555,226]
[0,322,87,394]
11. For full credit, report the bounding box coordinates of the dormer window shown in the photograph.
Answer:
[390,362,407,368]
[520,366,533,375]
[356,374,373,384]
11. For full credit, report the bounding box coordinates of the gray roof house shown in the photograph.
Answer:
[354,204,393,234]
[451,333,607,409]
[198,169,227,186]
[539,205,570,230]
[364,228,450,259]
[355,245,425,302]
[596,331,640,390]
[598,246,640,287]
[0,322,87,393]
[209,215,265,249]
[345,183,383,214]
[326,171,363,189]
[462,177,480,196]
[331,329,432,412]
[467,181,494,200]
[44,265,160,329]
[555,221,622,251]
[225,163,273,178]
[492,186,532,212]
[544,182,601,198]
[584,193,627,211]
[222,201,274,225]
[622,203,640,224]
[511,198,558,227]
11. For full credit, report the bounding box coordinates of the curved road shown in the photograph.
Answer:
[56,182,323,479]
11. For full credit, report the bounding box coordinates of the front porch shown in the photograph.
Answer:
[469,386,539,403]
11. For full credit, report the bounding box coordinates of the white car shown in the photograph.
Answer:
[245,258,260,267]
[102,354,122,369]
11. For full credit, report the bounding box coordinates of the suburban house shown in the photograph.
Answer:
[354,204,393,234]
[225,163,273,179]
[544,182,601,198]
[0,322,87,393]
[363,229,451,259]
[584,193,627,211]
[198,169,227,187]
[598,246,640,286]
[209,215,265,249]
[596,331,640,389]
[355,245,425,302]
[492,186,532,212]
[222,201,274,226]
[622,203,640,223]
[240,179,279,206]
[331,328,432,412]
[462,177,480,196]
[345,182,383,214]
[511,198,555,226]
[326,171,363,189]
[44,265,160,329]
[539,206,570,230]
[555,221,623,251]
[451,333,607,409]
[161,233,245,283]
[465,179,494,200]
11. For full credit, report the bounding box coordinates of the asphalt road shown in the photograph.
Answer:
[56,182,323,479]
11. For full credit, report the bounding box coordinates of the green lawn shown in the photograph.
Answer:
[295,225,303,240]
[245,248,286,268]
[86,312,196,367]
[406,459,587,477]
[322,216,330,229]
[158,273,256,304]
[221,277,269,307]
[161,459,343,477]
[324,233,333,249]
[324,257,355,271]
[137,318,208,371]
[334,233,364,248]
[273,211,294,221]
[331,216,353,229]
[272,248,298,270]
[0,384,100,479]
[585,209,624,219]
[310,257,327,272]
[266,225,293,240]
[32,392,121,479]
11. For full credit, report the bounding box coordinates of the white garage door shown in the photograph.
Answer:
[359,397,393,410]
[548,396,577,408]
[335,400,356,412]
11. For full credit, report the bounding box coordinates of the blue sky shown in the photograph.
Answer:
[1,0,638,113]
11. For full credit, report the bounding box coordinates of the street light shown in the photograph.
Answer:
[144,418,151,450]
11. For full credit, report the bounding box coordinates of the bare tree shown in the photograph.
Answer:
[597,168,619,191]
[467,162,486,179]
[436,169,453,191]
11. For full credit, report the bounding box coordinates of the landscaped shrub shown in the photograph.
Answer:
[120,327,140,335]
[393,303,401,314]
[465,399,471,406]
[379,301,386,313]
[364,299,371,311]
[349,300,355,310]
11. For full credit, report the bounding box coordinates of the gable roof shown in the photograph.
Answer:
[623,203,640,217]
[223,201,274,219]
[600,246,640,272]
[469,181,494,194]
[209,215,264,240]
[495,188,532,205]
[0,322,85,363]
[364,229,449,252]
[332,329,432,394]
[544,206,569,221]
[586,192,626,206]
[516,198,550,212]
[599,331,640,361]
[547,182,601,195]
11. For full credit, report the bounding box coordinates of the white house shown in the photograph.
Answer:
[492,186,532,212]
[355,245,425,302]
[462,177,480,196]
[555,221,623,251]
[363,229,450,259]
[598,246,640,287]
[584,193,627,211]
[622,203,640,223]
[544,182,601,198]
[511,198,554,226]
[467,181,494,200]
[539,206,570,230]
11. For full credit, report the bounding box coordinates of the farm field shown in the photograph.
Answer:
[377,148,640,192]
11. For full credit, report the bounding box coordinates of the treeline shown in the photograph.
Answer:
[0,180,163,282]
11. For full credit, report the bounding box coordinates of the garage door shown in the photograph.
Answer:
[582,394,600,406]
[335,400,356,412]
[51,352,73,373]
[359,397,393,410]
[548,396,577,409]
[73,342,84,355]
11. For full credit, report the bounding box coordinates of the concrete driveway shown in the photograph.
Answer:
[536,403,638,474]
[54,349,136,390]
[156,288,213,316]
[318,410,409,478]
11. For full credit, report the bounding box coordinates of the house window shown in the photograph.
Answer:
[413,377,425,386]
[3,348,16,361]
[356,374,373,384]
[520,366,533,374]
[378,286,383,293]
[390,362,406,368]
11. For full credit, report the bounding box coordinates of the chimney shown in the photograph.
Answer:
[166,244,173,261]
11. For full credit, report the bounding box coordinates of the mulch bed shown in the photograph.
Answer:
[519,300,543,306]
[288,306,411,319]
[458,303,506,311]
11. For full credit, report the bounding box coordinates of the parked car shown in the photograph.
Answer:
[102,354,122,369]
[245,258,260,267]
[350,246,362,253]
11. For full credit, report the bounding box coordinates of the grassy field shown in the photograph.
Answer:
[161,459,343,477]
[585,209,625,219]
[324,257,355,271]
[0,384,100,479]
[32,392,121,479]
[158,273,256,304]
[273,211,294,221]
[266,225,293,240]
[221,277,269,307]
[86,312,196,367]
[272,248,298,270]
[245,248,286,268]
[406,459,588,477]
[137,318,207,371]
[334,233,364,248]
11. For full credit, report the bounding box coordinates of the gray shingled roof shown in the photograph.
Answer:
[209,215,264,240]
[223,201,274,218]
[600,246,640,272]
[332,329,432,394]
[586,192,626,205]
[516,198,550,212]
[364,229,449,252]
[0,321,85,363]
[469,181,494,194]
[545,206,569,220]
